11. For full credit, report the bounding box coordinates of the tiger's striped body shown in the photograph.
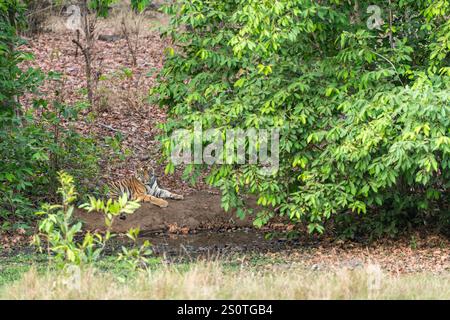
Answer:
[108,169,184,208]
[145,174,184,200]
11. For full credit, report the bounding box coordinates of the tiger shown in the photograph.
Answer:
[107,168,184,209]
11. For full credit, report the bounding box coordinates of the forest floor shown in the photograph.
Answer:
[1,11,449,297]
[1,226,449,281]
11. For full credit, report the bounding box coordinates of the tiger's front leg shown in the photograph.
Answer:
[157,189,184,200]
[168,192,184,200]
[137,194,168,208]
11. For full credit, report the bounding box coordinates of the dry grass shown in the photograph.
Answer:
[1,261,449,300]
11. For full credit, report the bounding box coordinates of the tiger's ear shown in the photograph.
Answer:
[148,167,157,184]
[145,167,155,177]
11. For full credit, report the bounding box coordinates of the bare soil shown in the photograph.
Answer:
[75,191,256,233]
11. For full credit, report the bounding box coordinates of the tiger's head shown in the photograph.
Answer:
[136,167,157,187]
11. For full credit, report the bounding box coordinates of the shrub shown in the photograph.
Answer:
[151,0,450,237]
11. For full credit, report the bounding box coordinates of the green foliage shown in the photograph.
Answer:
[152,0,450,237]
[81,192,140,229]
[131,0,152,13]
[1,2,40,107]
[117,228,155,272]
[0,92,102,226]
[1,1,41,227]
[88,0,116,18]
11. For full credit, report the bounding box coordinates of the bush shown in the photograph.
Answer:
[0,1,102,231]
[1,1,42,228]
[152,0,450,237]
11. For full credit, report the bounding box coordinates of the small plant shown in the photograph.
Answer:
[120,9,146,67]
[130,0,152,13]
[117,228,157,272]
[98,67,146,114]
[410,235,418,250]
[33,172,103,267]
[33,172,148,271]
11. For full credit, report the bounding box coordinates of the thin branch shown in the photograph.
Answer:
[99,123,127,135]
[72,39,88,60]
[25,5,54,17]
[370,50,405,86]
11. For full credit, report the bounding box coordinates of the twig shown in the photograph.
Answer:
[75,30,80,58]
[121,14,138,66]
[98,123,126,135]
[25,5,54,17]
[72,39,87,60]
[370,50,404,86]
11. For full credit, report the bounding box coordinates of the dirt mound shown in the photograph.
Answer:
[76,192,256,233]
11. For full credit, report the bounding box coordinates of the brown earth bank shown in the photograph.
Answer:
[71,191,450,274]
[75,191,258,233]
